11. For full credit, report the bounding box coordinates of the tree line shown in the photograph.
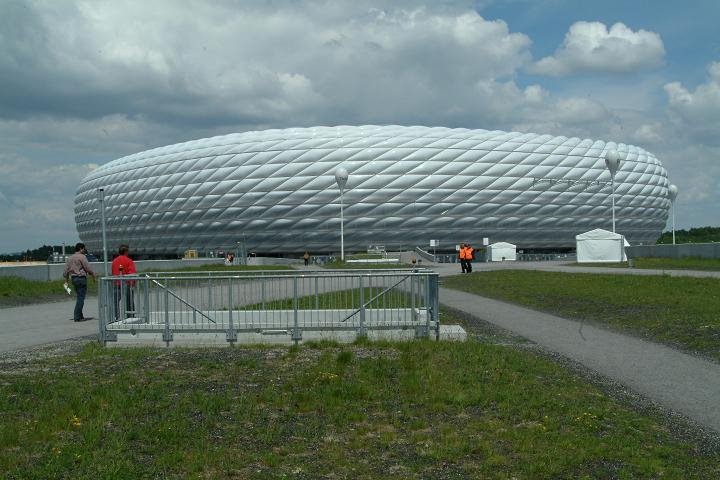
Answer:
[656,226,720,244]
[0,244,74,262]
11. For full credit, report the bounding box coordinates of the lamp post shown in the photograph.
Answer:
[668,184,678,244]
[604,149,620,233]
[335,167,349,261]
[98,188,108,276]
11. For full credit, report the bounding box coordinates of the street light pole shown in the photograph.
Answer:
[98,188,108,276]
[335,167,349,261]
[668,184,678,244]
[604,149,620,233]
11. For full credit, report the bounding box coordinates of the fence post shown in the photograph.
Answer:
[261,277,266,311]
[291,276,301,345]
[227,277,237,344]
[119,278,126,321]
[99,279,106,342]
[144,276,150,323]
[410,274,415,312]
[163,286,173,346]
[430,273,439,340]
[358,275,367,338]
[208,276,213,311]
[315,276,319,309]
[99,279,112,345]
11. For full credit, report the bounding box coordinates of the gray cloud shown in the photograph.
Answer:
[0,2,535,129]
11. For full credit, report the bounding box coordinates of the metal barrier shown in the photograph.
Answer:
[516,253,577,262]
[98,269,440,346]
[414,246,437,263]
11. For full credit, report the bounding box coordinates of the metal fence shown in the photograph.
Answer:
[516,253,577,262]
[626,243,720,259]
[98,269,440,346]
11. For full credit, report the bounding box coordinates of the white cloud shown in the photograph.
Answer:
[531,21,665,76]
[632,123,664,144]
[664,62,720,144]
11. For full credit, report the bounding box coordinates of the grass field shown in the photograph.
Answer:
[0,265,291,308]
[151,264,292,273]
[443,270,720,361]
[1,333,718,479]
[576,257,720,271]
[0,276,99,307]
[324,260,412,269]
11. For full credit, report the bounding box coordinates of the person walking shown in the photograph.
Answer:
[63,242,96,322]
[111,244,137,320]
[466,243,475,273]
[459,244,468,273]
[303,251,310,266]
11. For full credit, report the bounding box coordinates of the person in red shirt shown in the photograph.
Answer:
[111,244,137,320]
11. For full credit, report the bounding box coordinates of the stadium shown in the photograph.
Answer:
[74,125,671,257]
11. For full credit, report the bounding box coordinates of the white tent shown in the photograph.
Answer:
[487,242,517,261]
[575,228,629,263]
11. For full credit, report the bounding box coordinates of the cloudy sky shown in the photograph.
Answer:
[1,0,718,253]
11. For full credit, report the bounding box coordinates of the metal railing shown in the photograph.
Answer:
[414,246,437,263]
[516,253,577,262]
[98,269,440,346]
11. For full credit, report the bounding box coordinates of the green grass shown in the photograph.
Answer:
[1,338,718,478]
[576,256,720,271]
[347,253,385,259]
[239,287,414,311]
[443,270,720,360]
[146,263,293,273]
[0,276,99,307]
[324,260,412,269]
[0,265,291,308]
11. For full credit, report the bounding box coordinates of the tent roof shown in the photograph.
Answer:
[575,228,623,241]
[489,242,516,248]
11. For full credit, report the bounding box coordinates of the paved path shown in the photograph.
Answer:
[439,286,720,434]
[0,298,99,353]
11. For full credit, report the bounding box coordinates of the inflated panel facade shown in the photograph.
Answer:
[74,125,671,255]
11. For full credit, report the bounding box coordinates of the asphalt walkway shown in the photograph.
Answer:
[0,298,98,353]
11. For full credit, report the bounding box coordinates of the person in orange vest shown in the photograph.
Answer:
[459,244,468,273]
[466,243,474,273]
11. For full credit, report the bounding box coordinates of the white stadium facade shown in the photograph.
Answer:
[74,125,672,257]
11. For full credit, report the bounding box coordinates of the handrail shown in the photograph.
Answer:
[137,269,427,280]
[414,246,436,263]
[340,274,412,322]
[147,275,217,324]
[100,269,440,345]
